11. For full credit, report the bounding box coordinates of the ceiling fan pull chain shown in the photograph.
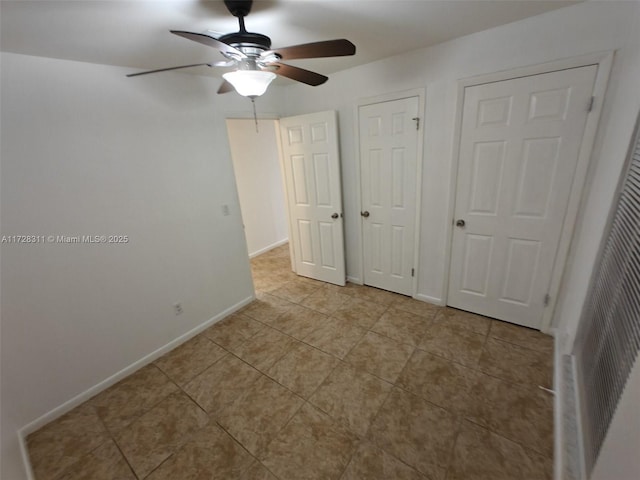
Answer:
[251,97,259,133]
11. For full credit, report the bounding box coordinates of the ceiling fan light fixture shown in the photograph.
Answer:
[222,70,276,97]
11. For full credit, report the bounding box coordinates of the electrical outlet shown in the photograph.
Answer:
[173,303,183,315]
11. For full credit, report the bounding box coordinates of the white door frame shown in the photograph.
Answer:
[354,88,426,297]
[444,52,614,333]
[273,118,297,273]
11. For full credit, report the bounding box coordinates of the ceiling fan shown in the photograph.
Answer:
[127,0,356,98]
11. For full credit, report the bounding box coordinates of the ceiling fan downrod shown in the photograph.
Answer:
[218,0,272,53]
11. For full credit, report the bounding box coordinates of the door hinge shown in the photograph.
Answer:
[544,293,551,307]
[588,96,595,112]
[412,117,420,130]
[411,268,415,277]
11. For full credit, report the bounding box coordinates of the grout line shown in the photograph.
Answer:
[462,416,554,460]
[485,333,555,355]
[250,251,556,476]
[442,416,465,480]
[92,407,139,480]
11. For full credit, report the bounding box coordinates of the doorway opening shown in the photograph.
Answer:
[226,118,289,259]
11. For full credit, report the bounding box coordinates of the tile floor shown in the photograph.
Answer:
[27,244,554,480]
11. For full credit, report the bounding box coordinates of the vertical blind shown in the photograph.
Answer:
[574,110,640,478]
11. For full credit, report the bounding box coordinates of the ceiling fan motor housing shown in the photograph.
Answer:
[128,0,354,91]
[224,0,253,18]
[218,31,272,51]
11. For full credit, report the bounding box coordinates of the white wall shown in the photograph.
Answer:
[2,2,640,479]
[282,0,639,311]
[0,52,284,479]
[226,119,288,257]
[554,0,640,352]
[590,356,640,480]
[569,5,640,478]
[281,3,640,477]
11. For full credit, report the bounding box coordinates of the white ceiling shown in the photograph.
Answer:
[1,0,580,83]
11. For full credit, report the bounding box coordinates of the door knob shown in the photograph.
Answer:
[455,219,466,227]
[361,211,370,218]
[331,212,339,219]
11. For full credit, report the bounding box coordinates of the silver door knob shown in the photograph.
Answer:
[331,212,339,219]
[361,211,370,218]
[456,219,466,227]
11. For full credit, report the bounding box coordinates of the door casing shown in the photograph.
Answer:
[355,88,426,297]
[445,52,614,333]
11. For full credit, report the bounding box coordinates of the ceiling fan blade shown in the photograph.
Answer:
[171,30,246,58]
[217,80,235,94]
[266,39,355,61]
[126,63,213,77]
[268,62,328,86]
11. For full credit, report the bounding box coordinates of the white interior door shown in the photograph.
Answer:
[359,96,420,296]
[279,111,346,286]
[448,65,597,329]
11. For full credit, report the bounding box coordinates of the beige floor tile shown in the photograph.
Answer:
[447,420,551,480]
[351,285,403,305]
[371,308,431,346]
[271,281,321,303]
[217,375,304,456]
[267,304,329,340]
[391,297,441,319]
[478,337,553,389]
[295,275,328,288]
[240,461,280,480]
[252,269,293,293]
[145,423,254,480]
[489,320,554,353]
[322,282,358,296]
[154,334,226,387]
[418,321,486,367]
[28,243,556,480]
[231,326,297,372]
[301,287,352,315]
[58,439,135,480]
[267,341,338,398]
[344,331,414,383]
[241,294,296,324]
[465,373,554,457]
[27,403,110,480]
[252,276,287,293]
[183,353,261,416]
[266,244,291,258]
[396,350,477,414]
[310,363,392,436]
[341,441,427,480]
[252,254,289,268]
[88,364,178,433]
[332,297,388,329]
[202,313,265,351]
[435,307,492,335]
[260,403,359,480]
[302,317,367,359]
[114,391,209,479]
[368,388,456,480]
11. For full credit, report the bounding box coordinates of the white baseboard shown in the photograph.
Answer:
[413,293,445,306]
[346,276,362,285]
[248,238,288,258]
[555,335,585,480]
[18,430,35,480]
[16,294,255,476]
[554,334,563,480]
